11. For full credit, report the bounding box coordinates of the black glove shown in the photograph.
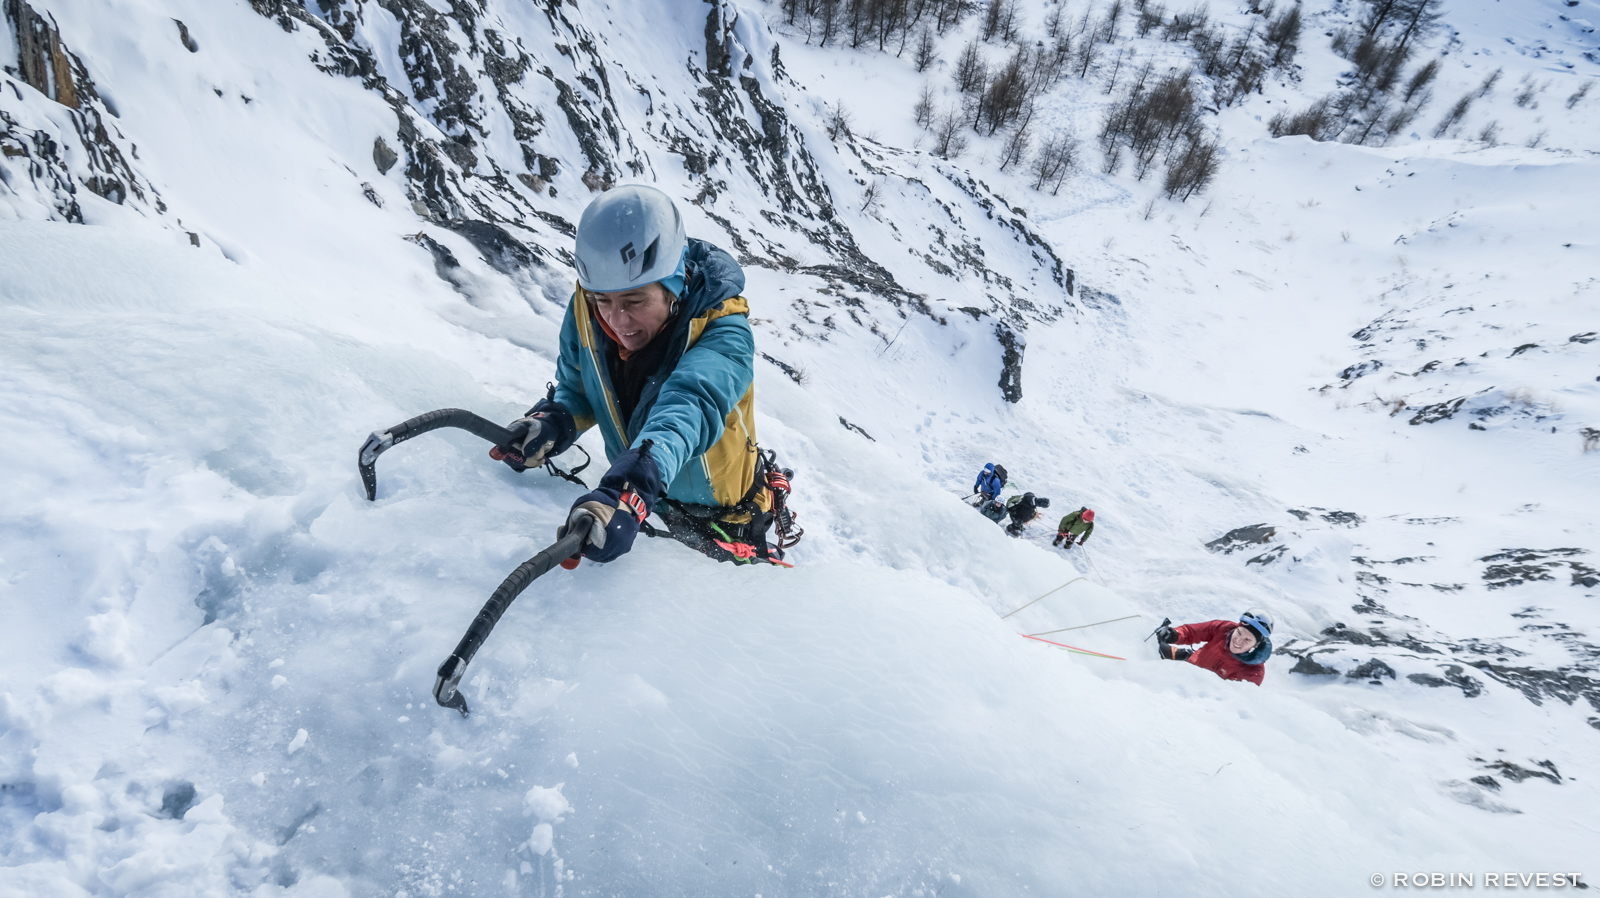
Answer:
[557,441,664,564]
[1036,497,1051,508]
[1155,624,1178,644]
[490,397,576,472]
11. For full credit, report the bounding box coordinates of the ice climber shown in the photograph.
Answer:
[1052,507,1095,549]
[492,185,797,566]
[1155,609,1274,685]
[980,497,1008,523]
[1003,492,1050,537]
[972,463,1007,504]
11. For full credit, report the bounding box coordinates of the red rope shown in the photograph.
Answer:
[1019,633,1126,660]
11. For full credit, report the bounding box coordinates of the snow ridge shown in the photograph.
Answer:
[2,0,1599,894]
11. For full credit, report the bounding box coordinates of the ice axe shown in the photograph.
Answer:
[358,405,589,501]
[433,528,588,716]
[1145,617,1173,643]
[356,404,593,716]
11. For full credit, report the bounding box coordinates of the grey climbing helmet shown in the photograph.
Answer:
[573,185,686,292]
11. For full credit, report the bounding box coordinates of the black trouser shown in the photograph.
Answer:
[1158,643,1194,661]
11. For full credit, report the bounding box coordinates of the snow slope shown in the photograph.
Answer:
[2,0,1597,895]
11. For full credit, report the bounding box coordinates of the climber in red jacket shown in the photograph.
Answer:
[1155,609,1274,686]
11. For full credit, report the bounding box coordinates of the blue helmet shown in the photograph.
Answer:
[1231,609,1273,664]
[1240,608,1274,643]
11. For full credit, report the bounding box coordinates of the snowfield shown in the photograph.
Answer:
[2,0,1597,895]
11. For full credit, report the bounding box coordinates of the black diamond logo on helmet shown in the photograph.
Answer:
[619,242,636,264]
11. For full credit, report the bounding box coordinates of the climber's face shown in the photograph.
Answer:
[591,282,674,352]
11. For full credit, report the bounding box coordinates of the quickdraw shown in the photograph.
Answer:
[762,451,804,551]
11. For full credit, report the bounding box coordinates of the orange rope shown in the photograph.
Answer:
[1019,633,1126,660]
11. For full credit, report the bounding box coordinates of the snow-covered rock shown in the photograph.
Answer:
[2,0,1596,893]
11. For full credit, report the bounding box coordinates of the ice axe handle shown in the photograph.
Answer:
[359,408,519,501]
[432,528,588,716]
[1145,617,1173,643]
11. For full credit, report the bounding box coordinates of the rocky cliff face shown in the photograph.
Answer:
[2,0,1081,400]
[1,0,163,222]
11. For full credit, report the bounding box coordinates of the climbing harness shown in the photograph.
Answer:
[645,498,794,567]
[641,446,801,566]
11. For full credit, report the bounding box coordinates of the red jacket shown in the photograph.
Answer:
[1173,620,1266,686]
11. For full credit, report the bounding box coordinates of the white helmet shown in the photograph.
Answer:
[1240,608,1274,642]
[573,185,686,292]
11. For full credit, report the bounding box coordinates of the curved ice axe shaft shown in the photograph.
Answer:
[433,528,588,717]
[359,408,519,501]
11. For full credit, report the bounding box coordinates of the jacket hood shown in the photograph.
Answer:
[678,238,744,317]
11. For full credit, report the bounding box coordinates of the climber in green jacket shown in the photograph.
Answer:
[1052,507,1095,549]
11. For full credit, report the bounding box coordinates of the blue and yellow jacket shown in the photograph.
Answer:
[553,238,766,516]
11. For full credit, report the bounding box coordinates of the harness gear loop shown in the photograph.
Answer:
[633,446,802,565]
[763,454,803,551]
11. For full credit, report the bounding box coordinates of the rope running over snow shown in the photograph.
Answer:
[1018,633,1126,660]
[1025,614,1142,638]
[999,576,1087,619]
[1079,544,1109,587]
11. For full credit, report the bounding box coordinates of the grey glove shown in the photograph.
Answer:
[558,500,613,552]
[511,416,557,466]
[491,415,556,472]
